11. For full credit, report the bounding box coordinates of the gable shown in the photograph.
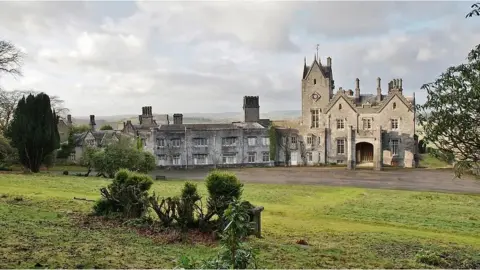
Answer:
[377,91,413,113]
[325,93,357,114]
[304,59,328,80]
[84,132,95,141]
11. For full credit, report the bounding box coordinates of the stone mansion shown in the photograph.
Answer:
[292,56,417,169]
[61,54,418,169]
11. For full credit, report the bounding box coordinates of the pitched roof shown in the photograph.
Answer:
[377,90,414,112]
[303,58,332,80]
[156,121,267,132]
[325,91,358,113]
[325,87,414,114]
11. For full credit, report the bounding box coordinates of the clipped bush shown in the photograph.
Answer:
[205,170,244,222]
[177,182,201,229]
[93,169,153,218]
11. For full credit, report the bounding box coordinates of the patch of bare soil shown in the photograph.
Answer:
[72,214,218,246]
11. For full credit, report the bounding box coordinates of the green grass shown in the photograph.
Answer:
[1,174,479,268]
[420,153,452,168]
[9,164,87,172]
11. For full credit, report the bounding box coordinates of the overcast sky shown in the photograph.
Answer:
[0,1,478,116]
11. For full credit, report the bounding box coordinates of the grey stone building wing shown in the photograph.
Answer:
[73,132,87,147]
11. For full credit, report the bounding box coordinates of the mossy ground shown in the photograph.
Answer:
[0,173,479,268]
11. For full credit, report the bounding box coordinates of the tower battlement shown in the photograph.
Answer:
[243,96,259,108]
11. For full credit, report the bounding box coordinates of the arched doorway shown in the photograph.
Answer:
[356,142,374,164]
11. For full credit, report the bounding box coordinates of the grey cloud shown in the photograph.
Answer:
[302,1,467,38]
[1,1,479,116]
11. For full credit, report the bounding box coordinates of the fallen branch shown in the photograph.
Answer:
[73,197,96,202]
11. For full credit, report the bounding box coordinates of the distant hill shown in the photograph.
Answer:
[71,110,302,128]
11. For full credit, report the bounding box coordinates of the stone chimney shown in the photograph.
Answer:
[243,96,260,122]
[89,115,96,131]
[376,77,382,102]
[388,78,403,94]
[326,57,332,67]
[355,78,360,99]
[173,114,183,125]
[67,114,72,126]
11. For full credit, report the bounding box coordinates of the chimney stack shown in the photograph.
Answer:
[89,115,96,131]
[173,114,183,125]
[326,57,332,67]
[243,96,260,122]
[67,114,72,126]
[376,77,382,102]
[355,78,360,99]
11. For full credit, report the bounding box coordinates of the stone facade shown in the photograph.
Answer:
[278,56,418,169]
[122,106,158,154]
[57,114,73,144]
[64,115,129,163]
[151,96,273,168]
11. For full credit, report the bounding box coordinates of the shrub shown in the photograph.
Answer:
[179,199,257,269]
[85,138,157,178]
[94,169,153,218]
[176,182,201,229]
[136,151,156,174]
[205,170,243,222]
[149,182,201,230]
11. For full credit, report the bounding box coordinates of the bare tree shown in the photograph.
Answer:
[0,89,69,133]
[209,134,221,169]
[466,2,480,17]
[0,90,25,132]
[0,40,23,78]
[299,141,307,165]
[277,127,295,166]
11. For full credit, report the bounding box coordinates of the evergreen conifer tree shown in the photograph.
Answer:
[6,93,60,172]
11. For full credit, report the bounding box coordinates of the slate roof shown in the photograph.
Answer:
[325,88,414,114]
[303,58,333,80]
[156,121,267,132]
[72,130,123,147]
[73,132,88,146]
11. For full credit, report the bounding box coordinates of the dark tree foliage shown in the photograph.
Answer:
[6,93,60,173]
[100,124,113,130]
[56,128,75,159]
[416,44,480,178]
[466,2,480,18]
[71,124,90,134]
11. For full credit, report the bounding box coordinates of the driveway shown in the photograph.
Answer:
[151,167,480,194]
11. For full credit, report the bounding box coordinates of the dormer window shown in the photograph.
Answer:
[314,79,317,85]
[393,102,397,110]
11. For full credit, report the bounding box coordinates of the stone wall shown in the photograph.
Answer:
[153,127,271,168]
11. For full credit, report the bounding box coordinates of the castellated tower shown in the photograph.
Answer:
[243,96,260,122]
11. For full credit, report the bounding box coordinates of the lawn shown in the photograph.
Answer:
[1,173,479,268]
[419,153,452,169]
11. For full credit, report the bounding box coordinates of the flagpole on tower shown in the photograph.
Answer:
[316,43,319,61]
